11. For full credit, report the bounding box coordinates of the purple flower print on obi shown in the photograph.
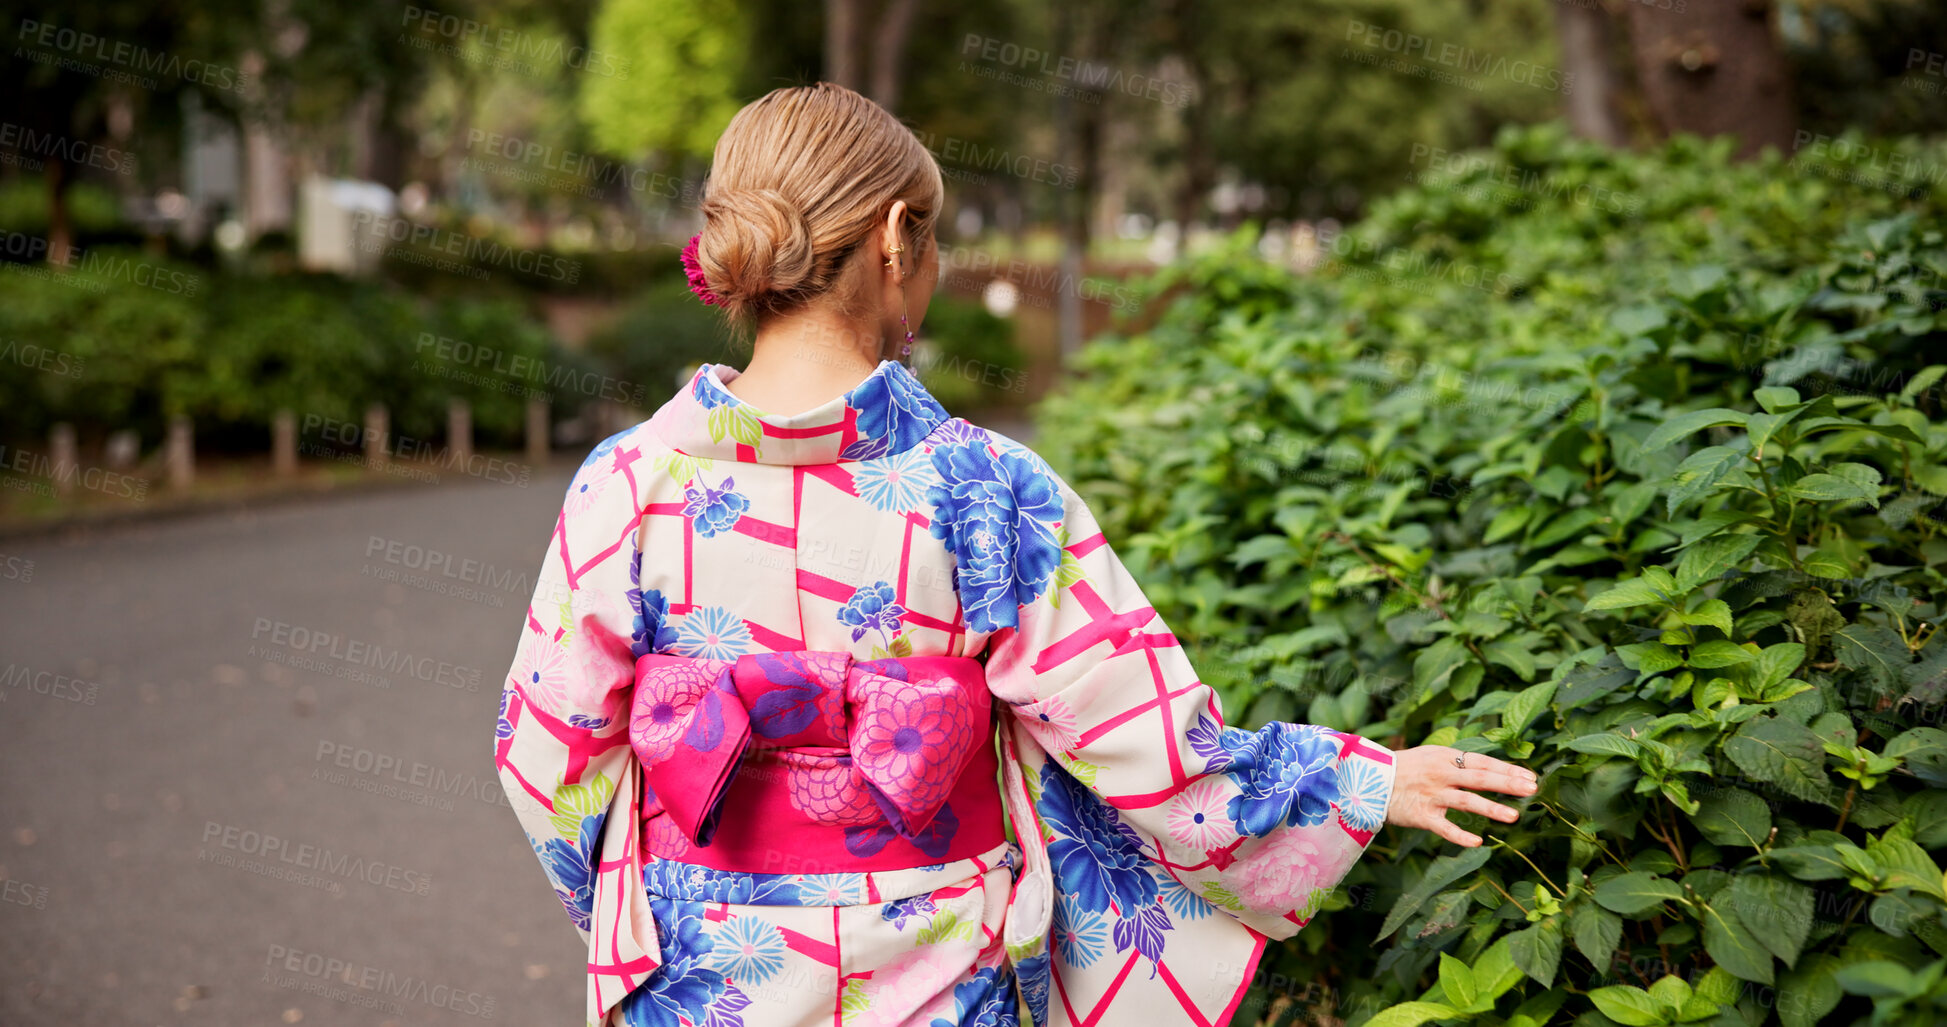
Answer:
[925,435,1065,634]
[837,581,907,644]
[840,362,950,460]
[683,473,749,539]
[843,802,959,859]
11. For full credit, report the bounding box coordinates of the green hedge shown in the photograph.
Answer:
[0,254,585,453]
[1034,123,1947,1027]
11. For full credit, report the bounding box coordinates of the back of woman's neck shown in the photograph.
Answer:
[727,311,888,416]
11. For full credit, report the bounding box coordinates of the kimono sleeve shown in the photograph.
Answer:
[493,437,648,943]
[977,464,1397,943]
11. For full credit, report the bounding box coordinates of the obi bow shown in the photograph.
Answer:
[629,651,991,849]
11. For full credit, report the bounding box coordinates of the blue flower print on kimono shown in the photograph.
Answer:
[629,541,680,660]
[579,425,628,472]
[837,581,907,644]
[534,814,602,932]
[926,432,1064,633]
[929,965,1018,1027]
[618,898,751,1027]
[1191,716,1345,837]
[674,606,753,661]
[1036,763,1172,968]
[841,363,949,460]
[852,448,940,513]
[683,473,749,539]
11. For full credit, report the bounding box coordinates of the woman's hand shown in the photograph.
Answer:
[1383,746,1539,847]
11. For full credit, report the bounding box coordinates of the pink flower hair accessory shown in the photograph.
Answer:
[680,233,722,307]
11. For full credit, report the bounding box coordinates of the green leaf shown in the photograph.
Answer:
[1724,875,1814,968]
[1497,679,1557,738]
[1569,733,1642,760]
[1688,787,1772,848]
[1589,985,1665,1026]
[1700,900,1775,984]
[1470,939,1527,1003]
[1678,599,1735,637]
[1645,409,1748,452]
[1361,1002,1464,1027]
[1690,640,1754,668]
[1571,900,1624,967]
[1779,955,1845,1027]
[1594,872,1686,915]
[1753,386,1802,413]
[1483,638,1538,681]
[1665,446,1747,517]
[1752,643,1807,691]
[1438,952,1477,1009]
[1785,473,1879,506]
[1586,569,1679,611]
[1834,626,1910,691]
[1506,918,1563,987]
[1675,533,1763,592]
[1379,846,1494,940]
[1723,717,1834,806]
[1833,960,1916,998]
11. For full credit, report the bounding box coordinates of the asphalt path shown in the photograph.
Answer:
[0,462,586,1026]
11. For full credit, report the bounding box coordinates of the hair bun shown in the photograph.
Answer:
[695,188,816,316]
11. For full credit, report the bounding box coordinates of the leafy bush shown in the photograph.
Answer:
[1034,124,1947,1027]
[584,276,742,409]
[0,259,576,453]
[911,294,1027,413]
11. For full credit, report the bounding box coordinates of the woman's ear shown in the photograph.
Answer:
[882,200,911,277]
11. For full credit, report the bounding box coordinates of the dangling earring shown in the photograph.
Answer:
[887,245,915,362]
[900,292,915,361]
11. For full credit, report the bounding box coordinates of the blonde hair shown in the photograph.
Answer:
[693,82,944,323]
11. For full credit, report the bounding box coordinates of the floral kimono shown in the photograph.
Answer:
[494,358,1397,1027]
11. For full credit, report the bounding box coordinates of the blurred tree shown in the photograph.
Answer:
[0,0,257,262]
[1623,0,1797,157]
[580,0,748,159]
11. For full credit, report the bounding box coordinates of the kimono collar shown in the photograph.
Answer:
[654,358,953,465]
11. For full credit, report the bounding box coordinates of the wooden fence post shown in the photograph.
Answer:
[448,397,472,469]
[364,403,389,470]
[48,422,76,499]
[167,416,194,490]
[272,409,297,476]
[525,397,549,465]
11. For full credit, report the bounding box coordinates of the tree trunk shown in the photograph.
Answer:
[1624,0,1796,158]
[45,153,72,267]
[1555,0,1628,146]
[869,0,920,112]
[825,0,861,90]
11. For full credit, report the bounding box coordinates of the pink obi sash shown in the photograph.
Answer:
[630,651,1007,874]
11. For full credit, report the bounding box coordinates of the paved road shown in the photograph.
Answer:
[0,463,588,1026]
